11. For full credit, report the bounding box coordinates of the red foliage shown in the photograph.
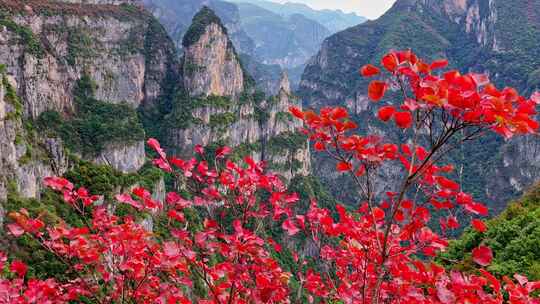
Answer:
[2,50,540,303]
[359,64,380,77]
[378,105,395,121]
[368,80,387,101]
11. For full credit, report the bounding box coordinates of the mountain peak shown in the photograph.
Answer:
[391,0,469,16]
[279,71,290,94]
[182,6,227,48]
[182,6,245,99]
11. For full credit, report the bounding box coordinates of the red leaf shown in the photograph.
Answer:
[216,146,232,158]
[430,59,448,70]
[471,219,487,233]
[153,158,172,172]
[10,260,28,277]
[394,111,413,128]
[6,223,25,237]
[359,64,380,77]
[282,219,300,236]
[289,106,304,119]
[194,145,204,155]
[314,141,325,151]
[147,138,166,159]
[368,81,387,101]
[115,193,142,210]
[465,202,489,216]
[336,161,353,172]
[163,242,180,258]
[531,91,540,104]
[436,176,460,191]
[44,176,73,191]
[447,216,459,229]
[355,165,366,177]
[479,269,501,293]
[514,274,528,286]
[381,53,398,72]
[472,245,493,266]
[373,207,385,221]
[167,210,185,222]
[378,106,395,122]
[330,107,349,120]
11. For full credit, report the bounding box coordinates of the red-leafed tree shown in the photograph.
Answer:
[3,50,540,303]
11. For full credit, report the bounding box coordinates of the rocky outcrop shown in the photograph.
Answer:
[94,141,146,173]
[262,73,309,179]
[142,0,256,56]
[182,12,244,99]
[0,1,176,118]
[0,70,67,203]
[167,8,309,179]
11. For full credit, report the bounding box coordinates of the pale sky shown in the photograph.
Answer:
[271,0,396,19]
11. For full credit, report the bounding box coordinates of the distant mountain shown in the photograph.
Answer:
[234,2,330,68]
[299,0,540,213]
[229,0,366,33]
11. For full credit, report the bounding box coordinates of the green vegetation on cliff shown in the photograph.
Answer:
[440,185,540,280]
[0,14,44,57]
[36,75,144,157]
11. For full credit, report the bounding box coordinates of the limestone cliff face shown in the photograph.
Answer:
[0,71,67,203]
[262,73,310,179]
[425,0,499,50]
[0,2,174,117]
[0,0,178,199]
[183,23,244,99]
[93,141,146,173]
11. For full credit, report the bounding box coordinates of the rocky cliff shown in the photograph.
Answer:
[0,0,178,199]
[0,67,67,203]
[261,72,310,179]
[182,9,244,99]
[299,0,540,212]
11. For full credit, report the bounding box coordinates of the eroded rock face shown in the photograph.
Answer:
[0,8,173,119]
[168,102,260,155]
[0,0,178,199]
[94,141,146,173]
[0,73,67,204]
[183,23,244,99]
[262,73,310,179]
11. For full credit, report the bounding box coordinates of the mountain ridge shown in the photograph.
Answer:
[229,0,366,32]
